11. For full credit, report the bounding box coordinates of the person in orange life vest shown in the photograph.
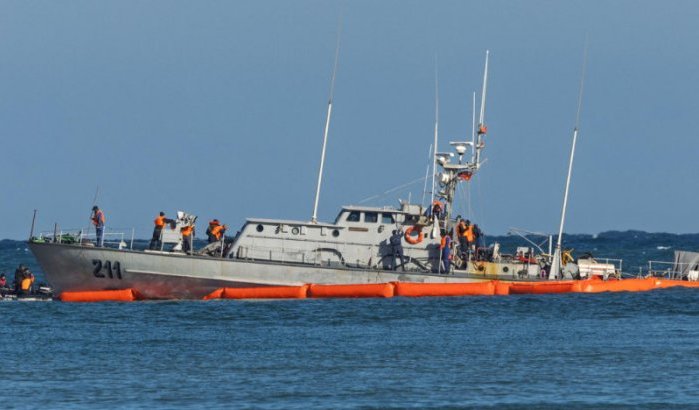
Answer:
[209,223,228,244]
[206,219,225,243]
[91,205,106,247]
[430,200,444,220]
[206,219,221,243]
[440,230,453,274]
[0,273,7,295]
[181,224,195,254]
[456,219,467,252]
[149,211,174,250]
[463,219,475,255]
[20,272,35,295]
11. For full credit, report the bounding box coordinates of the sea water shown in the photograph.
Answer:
[1,233,698,409]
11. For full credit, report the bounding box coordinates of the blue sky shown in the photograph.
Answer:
[2,0,699,239]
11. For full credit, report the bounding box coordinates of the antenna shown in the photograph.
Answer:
[549,41,589,279]
[311,22,342,224]
[475,50,489,168]
[421,144,433,207]
[479,50,489,125]
[471,91,476,164]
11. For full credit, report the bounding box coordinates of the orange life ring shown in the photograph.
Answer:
[404,226,424,245]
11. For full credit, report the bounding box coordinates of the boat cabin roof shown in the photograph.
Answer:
[340,205,410,214]
[245,205,418,229]
[245,218,342,229]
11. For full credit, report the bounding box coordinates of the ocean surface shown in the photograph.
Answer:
[1,232,699,409]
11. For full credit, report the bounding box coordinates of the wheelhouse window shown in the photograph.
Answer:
[381,213,395,224]
[346,211,361,222]
[364,212,378,223]
[404,214,420,225]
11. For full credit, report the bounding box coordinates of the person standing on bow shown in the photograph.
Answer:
[181,224,195,254]
[209,223,227,244]
[206,219,222,243]
[91,205,105,247]
[149,211,174,250]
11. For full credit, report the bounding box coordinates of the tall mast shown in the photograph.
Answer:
[311,27,341,224]
[430,57,439,207]
[475,50,489,169]
[430,58,441,238]
[549,44,588,279]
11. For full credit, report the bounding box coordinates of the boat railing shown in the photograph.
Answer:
[646,260,688,279]
[592,257,623,273]
[36,226,136,250]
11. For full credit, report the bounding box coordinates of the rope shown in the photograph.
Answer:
[358,176,427,205]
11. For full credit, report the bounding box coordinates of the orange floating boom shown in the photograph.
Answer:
[494,281,510,295]
[652,279,699,289]
[394,281,495,297]
[573,277,656,293]
[507,281,575,294]
[202,288,224,300]
[220,285,309,299]
[60,289,137,302]
[308,283,394,298]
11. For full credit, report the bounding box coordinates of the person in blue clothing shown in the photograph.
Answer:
[440,230,452,274]
[473,224,485,260]
[389,230,406,271]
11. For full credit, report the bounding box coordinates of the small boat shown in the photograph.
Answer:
[0,285,54,302]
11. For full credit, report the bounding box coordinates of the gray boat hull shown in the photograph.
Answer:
[29,242,484,299]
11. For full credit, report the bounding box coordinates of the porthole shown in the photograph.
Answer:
[256,224,264,232]
[291,227,300,235]
[332,229,340,237]
[502,266,509,273]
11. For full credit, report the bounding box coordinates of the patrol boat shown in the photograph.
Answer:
[28,51,617,300]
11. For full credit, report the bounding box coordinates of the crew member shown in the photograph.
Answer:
[389,230,406,271]
[0,273,7,291]
[20,272,34,295]
[206,219,221,243]
[13,265,26,293]
[149,212,173,250]
[209,224,228,243]
[464,219,475,259]
[456,219,469,266]
[440,231,452,274]
[431,200,443,220]
[473,224,484,259]
[91,205,106,247]
[181,224,195,254]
